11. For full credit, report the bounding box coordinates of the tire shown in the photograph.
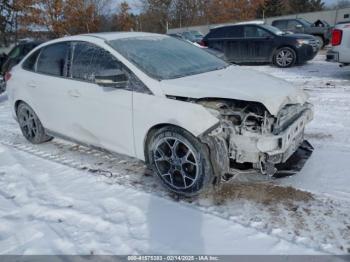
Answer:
[16,102,53,144]
[314,36,324,49]
[273,47,297,68]
[147,126,214,196]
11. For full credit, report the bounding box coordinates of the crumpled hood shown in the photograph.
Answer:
[160,66,308,116]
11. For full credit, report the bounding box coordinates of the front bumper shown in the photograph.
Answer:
[230,107,313,165]
[297,45,319,63]
[326,51,339,63]
[264,109,313,163]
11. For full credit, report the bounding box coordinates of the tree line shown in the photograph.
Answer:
[0,0,334,45]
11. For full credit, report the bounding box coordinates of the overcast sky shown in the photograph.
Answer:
[112,0,339,14]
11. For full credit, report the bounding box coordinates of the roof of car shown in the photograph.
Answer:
[79,32,163,41]
[211,21,264,30]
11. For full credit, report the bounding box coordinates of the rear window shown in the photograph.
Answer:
[208,26,243,38]
[37,42,69,77]
[22,49,40,71]
[226,26,243,38]
[207,27,229,38]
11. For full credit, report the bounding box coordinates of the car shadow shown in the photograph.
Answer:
[147,192,205,254]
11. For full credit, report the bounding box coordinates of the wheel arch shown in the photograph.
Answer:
[14,99,25,113]
[143,123,197,164]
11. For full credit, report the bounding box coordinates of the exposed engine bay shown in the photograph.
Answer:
[167,96,314,180]
[197,98,314,179]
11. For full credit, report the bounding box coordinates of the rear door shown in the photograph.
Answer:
[206,26,243,63]
[242,25,275,62]
[30,42,74,137]
[224,26,244,63]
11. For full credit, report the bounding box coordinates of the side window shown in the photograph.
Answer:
[244,26,258,37]
[273,20,287,30]
[287,20,300,30]
[22,49,40,71]
[71,42,122,82]
[226,26,243,38]
[208,27,228,38]
[37,42,69,77]
[8,46,21,59]
[244,26,271,38]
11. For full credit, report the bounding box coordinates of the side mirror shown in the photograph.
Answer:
[95,69,129,89]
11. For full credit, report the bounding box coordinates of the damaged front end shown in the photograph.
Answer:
[197,98,314,180]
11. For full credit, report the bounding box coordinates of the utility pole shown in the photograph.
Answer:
[334,0,340,25]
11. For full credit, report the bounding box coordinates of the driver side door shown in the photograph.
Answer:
[66,42,134,156]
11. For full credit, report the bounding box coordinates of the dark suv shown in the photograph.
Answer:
[0,40,43,93]
[202,23,319,68]
[272,18,331,48]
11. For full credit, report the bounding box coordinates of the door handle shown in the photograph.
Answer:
[68,90,80,98]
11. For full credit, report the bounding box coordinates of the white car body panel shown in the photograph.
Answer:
[58,79,134,156]
[132,91,219,160]
[6,32,312,171]
[161,66,308,116]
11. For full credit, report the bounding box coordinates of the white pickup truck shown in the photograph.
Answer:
[326,22,350,66]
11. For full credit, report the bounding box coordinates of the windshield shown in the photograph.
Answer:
[261,24,285,35]
[109,36,228,80]
[190,31,204,37]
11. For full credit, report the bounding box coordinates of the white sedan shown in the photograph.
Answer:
[6,32,313,195]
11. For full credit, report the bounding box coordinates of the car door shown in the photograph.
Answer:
[287,20,304,33]
[25,42,74,137]
[242,25,275,62]
[221,26,243,63]
[65,41,134,156]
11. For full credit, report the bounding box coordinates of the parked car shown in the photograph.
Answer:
[271,18,331,48]
[181,30,204,43]
[202,23,319,68]
[167,33,227,61]
[0,40,43,93]
[7,32,313,196]
[326,22,350,67]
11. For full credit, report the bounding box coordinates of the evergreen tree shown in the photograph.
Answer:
[256,0,284,18]
[287,0,324,14]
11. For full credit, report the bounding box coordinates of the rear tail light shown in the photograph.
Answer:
[331,29,343,46]
[4,71,11,82]
[199,40,207,47]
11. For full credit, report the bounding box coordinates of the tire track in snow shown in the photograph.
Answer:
[0,129,345,254]
[0,96,348,254]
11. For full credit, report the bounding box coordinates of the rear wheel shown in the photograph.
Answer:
[273,47,296,68]
[17,102,53,144]
[147,126,214,196]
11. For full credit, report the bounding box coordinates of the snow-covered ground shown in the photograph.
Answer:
[0,54,349,255]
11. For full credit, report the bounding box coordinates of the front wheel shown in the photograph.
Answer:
[314,36,324,49]
[17,102,53,144]
[273,47,297,68]
[147,126,214,196]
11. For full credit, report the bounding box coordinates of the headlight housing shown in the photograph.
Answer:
[297,39,311,45]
